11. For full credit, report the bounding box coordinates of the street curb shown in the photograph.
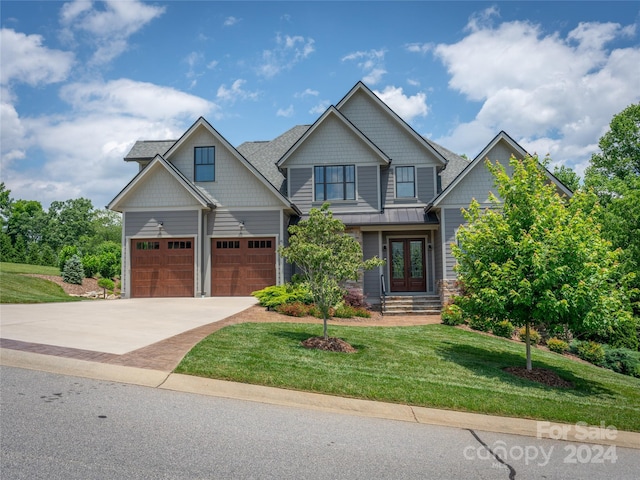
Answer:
[2,348,639,450]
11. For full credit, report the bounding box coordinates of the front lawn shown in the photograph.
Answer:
[176,322,640,432]
[0,262,82,304]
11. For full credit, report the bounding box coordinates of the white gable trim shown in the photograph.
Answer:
[165,117,299,212]
[277,106,391,168]
[108,155,215,212]
[336,81,447,167]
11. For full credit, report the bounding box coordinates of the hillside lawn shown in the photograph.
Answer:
[176,322,640,432]
[0,262,83,304]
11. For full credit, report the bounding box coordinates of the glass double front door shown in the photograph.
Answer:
[390,239,427,292]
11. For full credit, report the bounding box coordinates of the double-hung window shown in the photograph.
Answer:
[396,166,415,198]
[314,165,355,201]
[194,146,215,182]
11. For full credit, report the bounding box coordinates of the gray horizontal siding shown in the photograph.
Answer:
[208,210,280,236]
[358,165,378,210]
[444,208,465,278]
[125,210,198,237]
[363,232,380,300]
[417,166,435,203]
[289,167,313,212]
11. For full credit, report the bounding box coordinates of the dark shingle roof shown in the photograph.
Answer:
[238,125,310,195]
[125,140,176,160]
[424,138,470,189]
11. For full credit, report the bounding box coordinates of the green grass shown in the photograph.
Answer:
[176,322,640,432]
[0,262,82,303]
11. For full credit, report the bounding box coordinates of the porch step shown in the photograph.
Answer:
[381,295,441,315]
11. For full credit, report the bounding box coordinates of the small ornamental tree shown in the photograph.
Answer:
[62,254,85,285]
[453,155,634,371]
[279,203,384,340]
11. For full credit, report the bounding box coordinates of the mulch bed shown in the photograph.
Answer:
[24,274,100,296]
[504,366,575,388]
[301,336,358,353]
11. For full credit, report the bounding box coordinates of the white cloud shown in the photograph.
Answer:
[216,79,259,103]
[295,88,319,98]
[309,101,330,115]
[405,43,432,55]
[258,33,315,78]
[276,105,294,117]
[224,16,239,27]
[60,0,165,65]
[342,48,387,85]
[0,28,74,86]
[432,14,640,176]
[2,79,218,207]
[373,86,428,122]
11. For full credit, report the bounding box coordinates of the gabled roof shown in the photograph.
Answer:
[238,125,310,195]
[430,131,573,208]
[276,106,391,168]
[164,117,300,213]
[125,140,176,161]
[424,138,470,189]
[107,154,217,212]
[336,81,448,167]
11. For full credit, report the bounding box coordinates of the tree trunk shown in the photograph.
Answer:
[525,322,532,371]
[323,316,328,340]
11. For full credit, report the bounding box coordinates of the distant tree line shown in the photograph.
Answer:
[0,185,121,280]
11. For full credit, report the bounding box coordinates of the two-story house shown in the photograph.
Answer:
[108,82,571,310]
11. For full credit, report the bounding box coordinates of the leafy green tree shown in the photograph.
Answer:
[6,200,46,244]
[0,182,12,229]
[96,241,121,278]
[39,244,57,267]
[0,232,14,262]
[79,209,122,254]
[552,164,580,192]
[279,203,384,340]
[45,198,95,252]
[584,104,640,317]
[453,156,634,370]
[58,245,79,272]
[26,242,41,265]
[12,235,27,264]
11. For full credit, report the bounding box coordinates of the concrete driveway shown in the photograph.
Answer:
[0,297,257,355]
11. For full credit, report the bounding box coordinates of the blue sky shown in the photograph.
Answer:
[2,1,639,209]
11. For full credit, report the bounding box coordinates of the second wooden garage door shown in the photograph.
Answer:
[211,237,276,296]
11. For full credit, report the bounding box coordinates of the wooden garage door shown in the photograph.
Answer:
[131,238,194,298]
[211,237,276,296]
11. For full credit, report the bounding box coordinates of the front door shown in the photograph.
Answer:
[390,239,426,292]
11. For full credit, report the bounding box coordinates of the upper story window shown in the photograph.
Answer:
[314,165,355,201]
[396,166,415,198]
[194,146,215,182]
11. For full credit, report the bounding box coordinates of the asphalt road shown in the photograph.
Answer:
[1,366,638,479]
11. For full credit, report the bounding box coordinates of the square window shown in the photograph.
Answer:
[314,165,355,201]
[194,146,215,182]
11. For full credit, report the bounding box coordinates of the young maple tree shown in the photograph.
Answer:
[452,155,634,370]
[279,203,384,340]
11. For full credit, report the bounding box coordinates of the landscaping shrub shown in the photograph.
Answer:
[275,302,309,317]
[492,320,515,338]
[343,288,371,309]
[97,277,115,298]
[601,346,640,377]
[253,283,313,309]
[353,307,371,318]
[468,316,491,332]
[517,326,541,345]
[441,304,465,326]
[546,337,569,354]
[334,304,356,318]
[82,254,99,278]
[571,340,605,365]
[61,254,84,285]
[58,245,79,272]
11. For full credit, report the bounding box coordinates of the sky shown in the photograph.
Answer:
[1,1,639,210]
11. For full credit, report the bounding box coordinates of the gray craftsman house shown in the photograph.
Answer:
[109,82,571,312]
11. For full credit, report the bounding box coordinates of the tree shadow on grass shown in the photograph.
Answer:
[434,342,614,396]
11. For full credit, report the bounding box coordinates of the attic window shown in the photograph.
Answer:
[195,146,215,182]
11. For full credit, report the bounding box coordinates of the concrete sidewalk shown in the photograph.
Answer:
[2,348,639,450]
